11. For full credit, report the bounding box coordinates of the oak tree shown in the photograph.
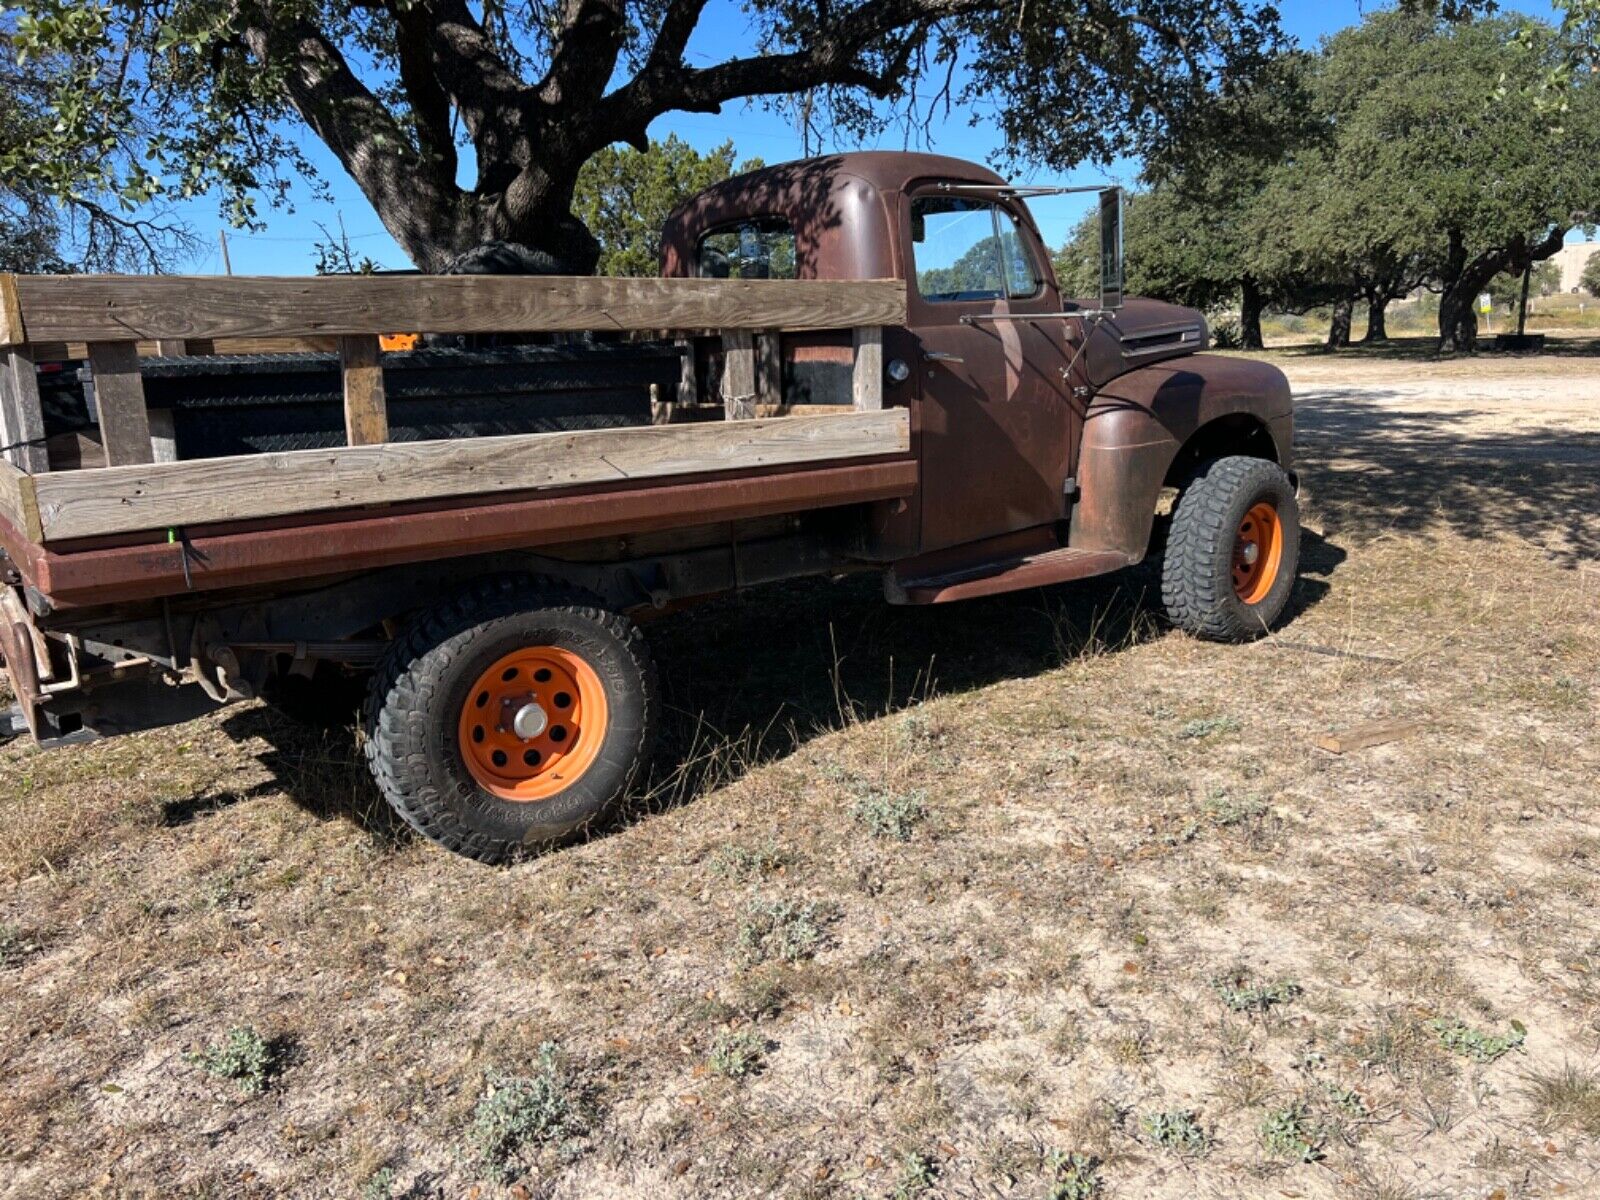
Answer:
[3,0,1287,272]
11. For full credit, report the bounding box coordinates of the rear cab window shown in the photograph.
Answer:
[910,195,1042,303]
[697,218,798,279]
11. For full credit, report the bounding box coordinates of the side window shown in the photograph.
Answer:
[697,218,798,280]
[910,195,1042,303]
[995,208,1041,300]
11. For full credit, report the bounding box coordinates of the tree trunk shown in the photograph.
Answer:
[1239,275,1265,350]
[1438,287,1481,354]
[1363,290,1389,343]
[1326,298,1353,350]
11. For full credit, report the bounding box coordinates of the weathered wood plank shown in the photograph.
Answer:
[853,326,884,412]
[0,275,24,349]
[0,458,41,541]
[7,275,908,345]
[339,336,389,446]
[32,409,912,542]
[1,350,49,474]
[86,342,155,467]
[722,330,757,420]
[675,340,698,406]
[757,332,783,407]
[1315,719,1426,756]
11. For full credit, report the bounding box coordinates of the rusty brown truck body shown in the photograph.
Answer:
[0,152,1297,863]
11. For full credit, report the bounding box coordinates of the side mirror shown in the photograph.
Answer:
[1099,187,1125,311]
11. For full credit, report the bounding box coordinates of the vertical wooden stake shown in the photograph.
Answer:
[1,349,49,473]
[86,341,155,467]
[339,335,389,446]
[722,330,757,420]
[756,331,783,410]
[852,326,884,412]
[675,339,698,407]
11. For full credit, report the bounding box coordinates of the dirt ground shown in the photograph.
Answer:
[2,343,1598,1200]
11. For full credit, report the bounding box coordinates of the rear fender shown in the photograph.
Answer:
[1069,354,1293,561]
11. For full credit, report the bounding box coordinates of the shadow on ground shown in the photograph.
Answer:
[1254,335,1600,363]
[1294,389,1600,564]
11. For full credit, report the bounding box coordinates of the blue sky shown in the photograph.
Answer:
[175,0,1571,275]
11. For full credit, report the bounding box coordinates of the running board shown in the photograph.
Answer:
[887,546,1134,605]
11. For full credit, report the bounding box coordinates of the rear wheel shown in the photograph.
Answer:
[363,578,656,864]
[1159,456,1300,642]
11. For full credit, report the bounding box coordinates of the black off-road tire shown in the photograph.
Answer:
[362,577,657,864]
[1159,456,1300,643]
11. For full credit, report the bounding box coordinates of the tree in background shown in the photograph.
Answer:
[0,0,1295,273]
[1486,260,1562,309]
[0,27,191,271]
[1309,12,1600,352]
[574,137,759,277]
[1582,253,1600,297]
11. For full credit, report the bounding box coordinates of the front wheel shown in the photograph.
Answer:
[1158,456,1300,642]
[363,578,657,864]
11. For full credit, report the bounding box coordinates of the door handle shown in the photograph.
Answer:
[922,351,965,364]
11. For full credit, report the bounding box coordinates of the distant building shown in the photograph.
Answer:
[1554,240,1600,292]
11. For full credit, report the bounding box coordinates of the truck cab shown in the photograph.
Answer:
[661,152,1296,604]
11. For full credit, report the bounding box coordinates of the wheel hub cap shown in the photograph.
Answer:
[457,646,609,803]
[511,701,549,740]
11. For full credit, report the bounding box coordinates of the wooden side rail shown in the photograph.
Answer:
[23,409,911,542]
[0,274,906,345]
[0,272,904,478]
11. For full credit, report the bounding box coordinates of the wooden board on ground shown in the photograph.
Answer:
[1315,719,1426,755]
[30,409,912,542]
[3,275,908,346]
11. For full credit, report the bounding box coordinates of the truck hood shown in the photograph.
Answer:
[1076,298,1210,391]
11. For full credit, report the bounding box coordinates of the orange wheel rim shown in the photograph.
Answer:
[1233,502,1284,605]
[457,646,609,802]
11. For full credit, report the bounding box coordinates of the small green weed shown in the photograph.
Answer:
[1046,1150,1102,1199]
[1430,1017,1527,1063]
[1212,970,1301,1014]
[892,1149,938,1198]
[853,788,928,841]
[708,1030,767,1079]
[1141,1109,1209,1156]
[1261,1102,1323,1162]
[1178,716,1240,741]
[709,840,789,881]
[736,898,829,965]
[1204,790,1268,827]
[187,1026,275,1095]
[1324,1082,1369,1117]
[463,1044,588,1183]
[360,1167,398,1200]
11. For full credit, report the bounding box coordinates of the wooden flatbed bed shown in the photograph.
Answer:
[0,272,913,609]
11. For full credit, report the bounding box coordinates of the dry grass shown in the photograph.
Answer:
[1,351,1599,1198]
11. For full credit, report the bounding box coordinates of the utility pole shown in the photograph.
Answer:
[218,229,234,276]
[1517,262,1533,338]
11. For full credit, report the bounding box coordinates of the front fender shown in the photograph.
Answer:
[1068,354,1293,561]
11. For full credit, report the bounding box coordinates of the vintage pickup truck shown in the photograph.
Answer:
[0,151,1297,863]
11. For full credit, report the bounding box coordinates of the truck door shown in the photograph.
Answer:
[905,190,1079,554]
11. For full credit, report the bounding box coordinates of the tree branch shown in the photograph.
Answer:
[238,8,460,267]
[391,3,459,190]
[540,0,629,109]
[596,0,983,151]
